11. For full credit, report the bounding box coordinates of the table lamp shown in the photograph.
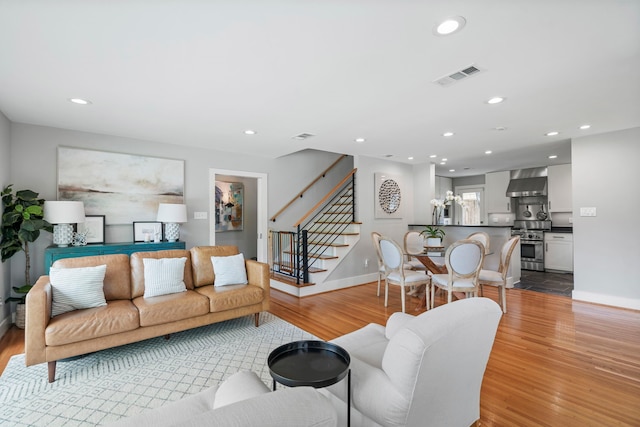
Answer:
[43,201,86,247]
[157,203,187,242]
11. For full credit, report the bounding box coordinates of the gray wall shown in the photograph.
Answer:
[0,111,11,334]
[572,127,640,309]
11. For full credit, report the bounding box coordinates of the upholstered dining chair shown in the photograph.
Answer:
[379,236,432,313]
[403,231,428,271]
[430,239,485,308]
[479,236,520,313]
[467,231,491,255]
[372,232,413,297]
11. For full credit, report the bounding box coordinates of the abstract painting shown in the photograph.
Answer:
[215,181,243,231]
[374,172,403,218]
[57,147,184,225]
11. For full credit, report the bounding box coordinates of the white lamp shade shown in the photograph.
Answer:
[157,203,187,223]
[43,201,86,224]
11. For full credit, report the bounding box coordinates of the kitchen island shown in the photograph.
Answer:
[409,225,520,287]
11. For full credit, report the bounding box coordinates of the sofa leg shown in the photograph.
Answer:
[164,334,171,340]
[254,312,260,327]
[48,361,56,383]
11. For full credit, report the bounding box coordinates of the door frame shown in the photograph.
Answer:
[209,168,268,263]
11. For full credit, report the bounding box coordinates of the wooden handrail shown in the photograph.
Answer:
[270,154,347,222]
[294,168,356,228]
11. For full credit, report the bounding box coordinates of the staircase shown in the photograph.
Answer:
[270,171,360,296]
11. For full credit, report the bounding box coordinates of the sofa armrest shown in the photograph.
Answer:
[25,275,53,366]
[245,259,269,289]
[385,311,415,340]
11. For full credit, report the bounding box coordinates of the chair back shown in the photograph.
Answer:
[498,236,520,277]
[404,231,425,256]
[379,237,404,273]
[382,298,502,426]
[467,231,490,255]
[445,239,484,281]
[371,232,384,265]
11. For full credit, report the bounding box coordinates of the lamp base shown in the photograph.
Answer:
[164,223,180,242]
[53,223,74,247]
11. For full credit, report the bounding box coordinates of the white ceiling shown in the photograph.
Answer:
[1,0,639,177]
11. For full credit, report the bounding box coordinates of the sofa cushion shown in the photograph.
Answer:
[45,300,140,346]
[51,254,131,300]
[130,250,194,298]
[195,284,264,312]
[142,257,188,298]
[49,264,108,317]
[133,290,210,327]
[214,371,270,409]
[190,245,240,287]
[211,253,248,287]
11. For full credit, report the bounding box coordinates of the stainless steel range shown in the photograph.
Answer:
[511,220,551,271]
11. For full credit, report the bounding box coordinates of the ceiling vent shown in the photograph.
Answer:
[292,133,315,140]
[433,64,483,87]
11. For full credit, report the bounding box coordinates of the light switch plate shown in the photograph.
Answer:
[194,211,208,219]
[580,207,596,217]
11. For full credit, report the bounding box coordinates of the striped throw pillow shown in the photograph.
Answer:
[50,264,108,317]
[143,257,187,298]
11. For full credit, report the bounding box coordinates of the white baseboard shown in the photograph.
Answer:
[270,273,379,297]
[572,290,640,311]
[0,314,11,340]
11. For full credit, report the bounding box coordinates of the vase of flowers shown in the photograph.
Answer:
[430,191,465,225]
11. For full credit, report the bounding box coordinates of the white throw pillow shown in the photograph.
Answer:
[143,257,188,298]
[211,253,248,287]
[50,264,107,317]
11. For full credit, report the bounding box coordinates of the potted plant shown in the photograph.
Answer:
[1,185,52,329]
[420,225,445,247]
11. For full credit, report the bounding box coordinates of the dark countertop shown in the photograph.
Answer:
[409,224,512,228]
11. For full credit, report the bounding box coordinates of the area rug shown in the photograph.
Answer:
[0,313,316,426]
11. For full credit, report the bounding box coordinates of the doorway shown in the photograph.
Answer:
[454,185,485,225]
[209,169,268,263]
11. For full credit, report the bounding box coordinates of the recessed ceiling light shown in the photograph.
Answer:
[493,126,507,131]
[485,150,492,154]
[68,98,91,105]
[548,155,558,159]
[385,154,393,158]
[486,97,505,104]
[579,124,591,130]
[443,132,454,137]
[355,137,366,143]
[449,169,455,172]
[545,131,560,136]
[244,130,256,135]
[429,154,437,158]
[434,16,466,36]
[440,162,446,165]
[408,156,414,160]
[442,158,448,161]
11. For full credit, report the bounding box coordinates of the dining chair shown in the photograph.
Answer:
[478,236,520,313]
[379,236,432,313]
[467,231,491,255]
[372,232,414,297]
[430,239,485,309]
[403,231,428,271]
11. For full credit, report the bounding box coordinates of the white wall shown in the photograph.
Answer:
[572,127,640,309]
[0,111,11,334]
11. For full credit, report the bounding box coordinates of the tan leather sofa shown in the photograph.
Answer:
[25,246,270,382]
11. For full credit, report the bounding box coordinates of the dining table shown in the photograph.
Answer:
[411,254,448,310]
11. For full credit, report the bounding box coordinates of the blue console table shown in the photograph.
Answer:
[44,241,186,274]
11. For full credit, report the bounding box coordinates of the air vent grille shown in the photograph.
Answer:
[292,133,315,140]
[433,64,484,87]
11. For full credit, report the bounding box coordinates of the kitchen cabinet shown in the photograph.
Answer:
[548,164,572,212]
[485,171,512,213]
[544,233,573,272]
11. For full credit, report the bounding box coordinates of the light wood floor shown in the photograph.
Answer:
[2,284,639,426]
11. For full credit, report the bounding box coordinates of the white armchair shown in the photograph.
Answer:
[322,298,502,427]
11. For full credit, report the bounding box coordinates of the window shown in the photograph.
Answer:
[454,186,484,225]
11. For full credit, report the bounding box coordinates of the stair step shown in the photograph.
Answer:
[308,241,349,247]
[314,220,362,225]
[309,231,359,236]
[283,251,338,260]
[270,271,316,287]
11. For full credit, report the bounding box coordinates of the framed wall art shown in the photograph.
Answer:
[133,221,163,242]
[215,181,243,232]
[57,146,184,225]
[76,215,106,244]
[374,172,403,219]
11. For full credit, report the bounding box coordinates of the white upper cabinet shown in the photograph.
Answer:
[485,171,511,213]
[548,164,572,212]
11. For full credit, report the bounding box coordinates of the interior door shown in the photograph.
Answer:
[454,186,485,225]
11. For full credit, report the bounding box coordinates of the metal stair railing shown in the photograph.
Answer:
[270,169,356,284]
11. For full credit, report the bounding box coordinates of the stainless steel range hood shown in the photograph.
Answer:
[506,167,548,197]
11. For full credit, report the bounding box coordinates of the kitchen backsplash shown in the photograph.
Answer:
[550,211,573,227]
[488,212,515,226]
